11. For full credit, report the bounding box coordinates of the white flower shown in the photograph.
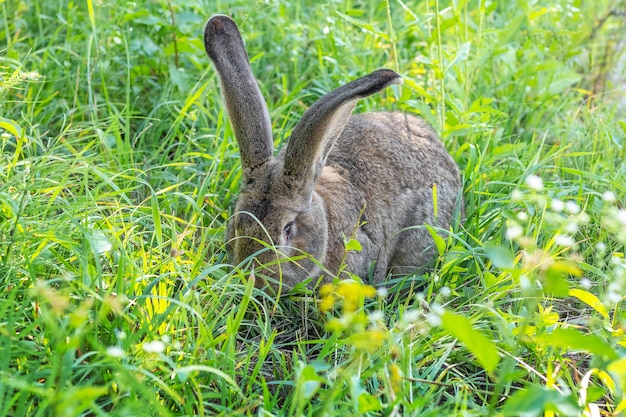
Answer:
[596,242,607,252]
[322,26,330,35]
[376,287,388,297]
[616,209,626,226]
[439,286,451,298]
[511,189,524,202]
[505,224,524,240]
[602,191,616,202]
[426,312,442,327]
[369,310,384,323]
[517,211,529,221]
[143,340,165,354]
[525,174,544,191]
[580,278,592,290]
[519,274,531,290]
[403,309,420,323]
[606,290,623,304]
[554,234,575,247]
[106,346,126,358]
[565,201,580,214]
[564,222,579,234]
[431,304,445,316]
[551,199,565,212]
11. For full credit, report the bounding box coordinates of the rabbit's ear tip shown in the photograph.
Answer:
[207,14,234,24]
[374,68,403,84]
[205,14,238,36]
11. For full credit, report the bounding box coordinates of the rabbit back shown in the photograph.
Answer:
[317,111,462,283]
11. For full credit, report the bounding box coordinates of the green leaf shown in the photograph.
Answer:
[336,12,390,41]
[540,328,618,360]
[608,357,626,390]
[485,245,516,269]
[297,364,326,400]
[568,288,609,319]
[619,120,626,136]
[440,311,500,373]
[542,275,570,297]
[543,263,574,296]
[169,63,190,93]
[497,15,526,45]
[502,384,580,417]
[57,386,110,416]
[425,224,446,255]
[0,117,22,138]
[174,366,243,396]
[358,392,382,413]
[545,71,582,96]
[345,238,362,252]
[229,267,255,333]
[150,191,162,248]
[445,42,471,74]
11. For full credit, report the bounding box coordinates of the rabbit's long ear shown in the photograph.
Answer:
[204,15,273,177]
[282,69,402,196]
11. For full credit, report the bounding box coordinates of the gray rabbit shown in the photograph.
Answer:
[204,15,463,293]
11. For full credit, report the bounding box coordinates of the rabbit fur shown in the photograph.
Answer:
[204,15,463,293]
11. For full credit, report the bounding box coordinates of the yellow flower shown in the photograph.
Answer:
[362,285,377,298]
[388,363,404,394]
[318,295,336,313]
[347,329,387,352]
[318,283,336,297]
[317,280,376,314]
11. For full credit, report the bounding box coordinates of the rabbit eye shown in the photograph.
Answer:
[283,222,295,243]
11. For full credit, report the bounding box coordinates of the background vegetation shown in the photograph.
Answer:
[1,0,625,415]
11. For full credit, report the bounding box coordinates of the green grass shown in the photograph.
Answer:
[1,0,625,415]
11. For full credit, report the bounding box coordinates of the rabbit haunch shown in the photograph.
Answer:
[204,15,463,292]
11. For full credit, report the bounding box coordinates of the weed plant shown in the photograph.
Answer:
[1,0,625,415]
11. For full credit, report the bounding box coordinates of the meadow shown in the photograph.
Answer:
[1,0,625,415]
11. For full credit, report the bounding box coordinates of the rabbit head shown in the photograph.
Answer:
[204,15,403,291]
